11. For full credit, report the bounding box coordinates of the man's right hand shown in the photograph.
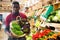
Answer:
[6,31,19,38]
[6,31,12,37]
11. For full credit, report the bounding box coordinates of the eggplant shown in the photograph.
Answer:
[45,26,55,30]
[49,26,55,30]
[57,35,60,40]
[47,38,55,40]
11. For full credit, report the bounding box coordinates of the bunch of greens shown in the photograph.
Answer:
[47,9,60,23]
[11,21,23,36]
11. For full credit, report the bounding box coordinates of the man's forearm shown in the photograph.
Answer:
[5,26,10,33]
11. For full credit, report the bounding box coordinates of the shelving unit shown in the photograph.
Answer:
[0,0,41,12]
[0,0,12,12]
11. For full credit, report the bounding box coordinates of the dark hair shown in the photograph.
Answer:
[47,1,52,4]
[12,1,19,5]
[25,7,29,9]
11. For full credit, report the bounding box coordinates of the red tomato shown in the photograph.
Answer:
[32,29,51,40]
[32,32,39,40]
[39,32,45,37]
[32,35,36,40]
[43,29,51,35]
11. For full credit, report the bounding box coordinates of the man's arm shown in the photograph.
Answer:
[5,26,12,36]
[5,15,19,37]
[5,15,10,32]
[5,15,12,37]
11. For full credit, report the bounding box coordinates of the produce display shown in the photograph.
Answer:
[9,8,60,40]
[9,3,60,39]
[47,9,60,23]
[25,7,60,40]
[32,28,60,40]
[1,0,60,40]
[32,29,51,40]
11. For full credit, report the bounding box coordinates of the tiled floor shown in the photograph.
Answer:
[0,29,8,40]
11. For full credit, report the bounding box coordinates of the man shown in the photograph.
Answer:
[25,7,29,12]
[5,1,27,40]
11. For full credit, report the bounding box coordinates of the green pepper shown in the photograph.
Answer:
[47,32,55,36]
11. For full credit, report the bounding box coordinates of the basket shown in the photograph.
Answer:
[10,16,26,38]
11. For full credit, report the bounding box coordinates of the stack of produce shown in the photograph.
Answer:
[45,32,60,40]
[32,27,60,40]
[32,29,52,40]
[47,9,60,23]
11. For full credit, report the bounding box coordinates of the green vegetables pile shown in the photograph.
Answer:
[11,21,23,36]
[47,9,60,23]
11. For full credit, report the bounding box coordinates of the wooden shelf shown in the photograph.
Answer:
[0,1,12,12]
[53,2,60,10]
[53,2,60,5]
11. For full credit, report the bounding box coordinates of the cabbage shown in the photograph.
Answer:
[56,10,60,18]
[52,16,59,22]
[48,15,54,21]
[47,9,60,23]
[26,36,32,40]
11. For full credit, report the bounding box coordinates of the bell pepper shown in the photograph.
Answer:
[39,32,45,37]
[43,29,51,35]
[32,32,40,40]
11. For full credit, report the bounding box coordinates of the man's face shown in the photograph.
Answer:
[12,4,20,14]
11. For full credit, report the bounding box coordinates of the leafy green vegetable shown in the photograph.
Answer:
[47,9,60,23]
[47,15,54,22]
[15,31,23,35]
[12,21,21,31]
[11,21,23,36]
[26,36,32,40]
[52,16,59,22]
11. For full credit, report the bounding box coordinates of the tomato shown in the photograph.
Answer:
[32,35,36,40]
[43,29,51,35]
[32,32,40,40]
[40,32,45,37]
[32,29,51,40]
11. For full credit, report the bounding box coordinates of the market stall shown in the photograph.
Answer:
[0,0,60,40]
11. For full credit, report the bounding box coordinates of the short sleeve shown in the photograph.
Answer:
[20,12,27,19]
[5,15,11,27]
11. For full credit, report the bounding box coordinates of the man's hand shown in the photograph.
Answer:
[6,31,11,36]
[6,31,17,38]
